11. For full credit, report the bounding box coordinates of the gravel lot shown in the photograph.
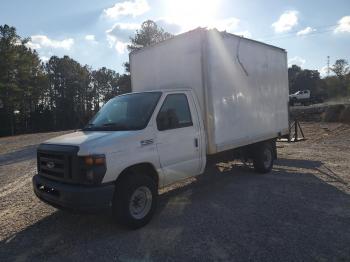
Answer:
[0,123,350,261]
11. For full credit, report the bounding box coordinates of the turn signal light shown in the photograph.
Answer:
[84,156,94,166]
[94,157,105,165]
[83,155,105,166]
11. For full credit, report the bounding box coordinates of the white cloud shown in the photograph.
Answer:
[288,56,306,67]
[103,0,150,19]
[115,41,128,54]
[334,16,350,33]
[26,42,41,49]
[106,23,139,42]
[212,17,240,33]
[106,23,140,54]
[40,56,50,62]
[106,34,116,48]
[112,22,139,31]
[232,30,252,38]
[156,18,182,34]
[85,35,96,41]
[272,11,299,33]
[14,40,22,46]
[27,35,74,50]
[297,26,316,36]
[319,66,329,77]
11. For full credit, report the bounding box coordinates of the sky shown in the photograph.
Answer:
[1,0,349,76]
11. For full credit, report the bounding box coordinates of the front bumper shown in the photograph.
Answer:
[33,175,115,212]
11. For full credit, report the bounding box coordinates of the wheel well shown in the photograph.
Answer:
[116,163,159,188]
[245,139,277,159]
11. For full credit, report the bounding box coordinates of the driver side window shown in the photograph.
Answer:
[156,94,193,131]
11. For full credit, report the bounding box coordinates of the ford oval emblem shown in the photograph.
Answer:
[47,161,55,169]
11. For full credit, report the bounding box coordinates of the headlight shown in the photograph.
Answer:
[79,154,107,184]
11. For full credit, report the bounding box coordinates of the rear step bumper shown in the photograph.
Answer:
[33,175,114,212]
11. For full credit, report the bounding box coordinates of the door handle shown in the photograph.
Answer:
[194,138,198,148]
[140,139,154,146]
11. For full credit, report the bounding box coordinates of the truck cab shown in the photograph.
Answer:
[33,89,207,228]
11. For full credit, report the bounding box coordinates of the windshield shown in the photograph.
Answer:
[83,92,162,131]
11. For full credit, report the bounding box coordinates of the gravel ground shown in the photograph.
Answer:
[0,123,350,262]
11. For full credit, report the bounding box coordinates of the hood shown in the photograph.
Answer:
[44,130,129,146]
[43,129,151,155]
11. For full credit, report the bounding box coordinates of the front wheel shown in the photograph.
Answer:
[113,173,157,229]
[253,143,274,173]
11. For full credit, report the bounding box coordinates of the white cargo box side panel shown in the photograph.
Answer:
[206,31,289,152]
[130,31,206,114]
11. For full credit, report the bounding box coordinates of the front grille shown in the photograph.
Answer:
[39,153,66,178]
[37,144,79,183]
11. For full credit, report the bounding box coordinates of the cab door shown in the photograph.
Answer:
[155,92,201,185]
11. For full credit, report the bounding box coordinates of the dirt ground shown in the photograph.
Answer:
[0,123,350,261]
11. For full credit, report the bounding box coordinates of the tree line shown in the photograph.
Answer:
[288,59,350,99]
[0,21,349,137]
[0,21,171,136]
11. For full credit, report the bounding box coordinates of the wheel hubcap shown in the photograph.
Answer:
[129,186,152,219]
[263,148,272,169]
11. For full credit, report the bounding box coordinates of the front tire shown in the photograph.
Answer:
[253,143,274,173]
[113,173,157,229]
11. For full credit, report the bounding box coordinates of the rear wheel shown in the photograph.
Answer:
[253,143,274,173]
[113,172,157,229]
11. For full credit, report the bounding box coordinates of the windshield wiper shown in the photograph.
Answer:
[83,122,134,131]
[101,123,130,130]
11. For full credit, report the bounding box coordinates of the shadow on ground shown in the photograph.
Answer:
[0,145,37,166]
[1,159,350,261]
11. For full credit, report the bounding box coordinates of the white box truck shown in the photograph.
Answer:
[33,28,289,229]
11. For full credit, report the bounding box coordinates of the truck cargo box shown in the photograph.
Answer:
[130,28,289,154]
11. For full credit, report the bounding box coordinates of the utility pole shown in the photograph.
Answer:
[327,56,330,77]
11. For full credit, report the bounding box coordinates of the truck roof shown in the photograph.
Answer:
[120,88,192,96]
[130,27,286,57]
